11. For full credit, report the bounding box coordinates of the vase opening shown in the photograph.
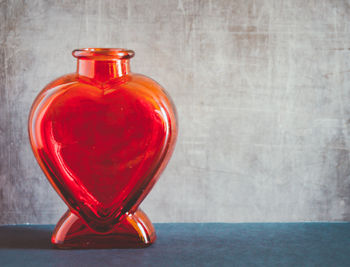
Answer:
[72,48,135,60]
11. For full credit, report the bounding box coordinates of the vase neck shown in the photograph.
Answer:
[77,59,130,82]
[73,48,134,83]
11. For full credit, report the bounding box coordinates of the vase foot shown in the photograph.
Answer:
[51,208,156,249]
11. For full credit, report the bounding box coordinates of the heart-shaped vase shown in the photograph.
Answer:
[28,48,178,248]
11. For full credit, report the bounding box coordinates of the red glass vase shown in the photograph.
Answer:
[28,48,178,248]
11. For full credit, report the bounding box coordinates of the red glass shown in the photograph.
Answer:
[28,48,178,248]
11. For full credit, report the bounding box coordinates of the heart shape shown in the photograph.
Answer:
[29,74,177,232]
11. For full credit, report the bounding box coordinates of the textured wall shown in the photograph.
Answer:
[1,0,350,224]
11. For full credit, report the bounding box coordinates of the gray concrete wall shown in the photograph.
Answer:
[1,0,350,224]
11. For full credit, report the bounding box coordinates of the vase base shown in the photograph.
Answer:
[51,209,156,249]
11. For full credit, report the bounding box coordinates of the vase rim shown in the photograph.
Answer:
[72,48,135,60]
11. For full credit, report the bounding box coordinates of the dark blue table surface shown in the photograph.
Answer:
[1,223,350,266]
